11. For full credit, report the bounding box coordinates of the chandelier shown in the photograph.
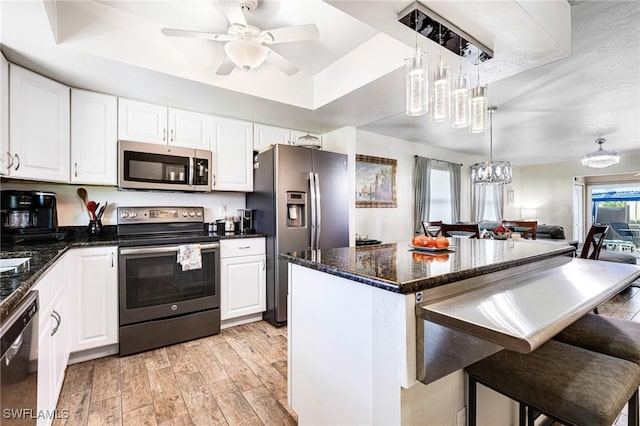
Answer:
[471,107,513,184]
[581,138,620,168]
[399,2,492,132]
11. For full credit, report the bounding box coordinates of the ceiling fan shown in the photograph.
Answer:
[161,0,319,76]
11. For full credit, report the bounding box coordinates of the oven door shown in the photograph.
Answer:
[119,242,220,325]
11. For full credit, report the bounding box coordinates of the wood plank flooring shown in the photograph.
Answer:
[54,322,295,426]
[56,283,640,426]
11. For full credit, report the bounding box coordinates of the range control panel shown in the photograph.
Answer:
[117,206,204,224]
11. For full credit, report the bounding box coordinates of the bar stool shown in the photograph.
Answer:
[467,340,640,426]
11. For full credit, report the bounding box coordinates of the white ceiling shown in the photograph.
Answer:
[0,0,638,166]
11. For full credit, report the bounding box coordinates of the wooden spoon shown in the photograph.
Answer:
[87,201,97,220]
[77,188,91,219]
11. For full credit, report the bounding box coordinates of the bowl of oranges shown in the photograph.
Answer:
[411,236,451,251]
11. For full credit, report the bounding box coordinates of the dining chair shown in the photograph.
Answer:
[580,224,609,260]
[501,220,538,240]
[441,223,480,239]
[421,221,443,237]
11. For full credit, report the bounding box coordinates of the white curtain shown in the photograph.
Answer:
[448,162,461,222]
[473,183,504,222]
[413,157,432,234]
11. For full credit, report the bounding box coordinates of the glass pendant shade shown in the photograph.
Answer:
[405,50,428,116]
[581,138,620,168]
[431,62,450,122]
[471,107,512,185]
[470,86,487,133]
[452,76,469,128]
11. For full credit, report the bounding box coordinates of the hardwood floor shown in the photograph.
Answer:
[56,283,640,426]
[55,321,295,426]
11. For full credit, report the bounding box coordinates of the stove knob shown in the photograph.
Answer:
[182,211,188,217]
[189,210,195,217]
[130,212,137,218]
[121,211,129,219]
[195,210,202,217]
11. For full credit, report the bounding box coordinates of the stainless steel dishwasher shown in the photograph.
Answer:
[1,291,38,425]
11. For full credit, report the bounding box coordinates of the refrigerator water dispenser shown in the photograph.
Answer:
[286,192,306,227]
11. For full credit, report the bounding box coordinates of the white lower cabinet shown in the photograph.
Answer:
[67,246,118,353]
[220,238,266,321]
[33,260,68,426]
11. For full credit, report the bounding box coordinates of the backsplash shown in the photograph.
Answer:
[1,181,245,226]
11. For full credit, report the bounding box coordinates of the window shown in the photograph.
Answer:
[473,184,504,222]
[429,168,452,223]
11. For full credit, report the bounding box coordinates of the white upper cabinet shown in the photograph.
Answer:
[71,89,118,185]
[9,64,70,182]
[168,108,210,150]
[0,53,8,175]
[118,98,210,149]
[118,98,167,144]
[211,116,253,192]
[253,123,291,151]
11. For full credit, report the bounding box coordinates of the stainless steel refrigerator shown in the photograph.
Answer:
[247,144,349,326]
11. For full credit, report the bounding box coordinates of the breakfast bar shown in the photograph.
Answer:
[280,239,640,425]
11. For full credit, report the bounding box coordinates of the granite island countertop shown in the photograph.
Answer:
[279,239,575,294]
[1,228,266,323]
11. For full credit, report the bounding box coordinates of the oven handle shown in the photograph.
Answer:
[120,242,220,255]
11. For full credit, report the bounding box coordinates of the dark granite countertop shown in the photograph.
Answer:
[279,239,575,294]
[0,227,266,324]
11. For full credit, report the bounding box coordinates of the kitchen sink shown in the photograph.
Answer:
[0,257,31,274]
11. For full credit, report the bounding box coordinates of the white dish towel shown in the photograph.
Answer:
[177,244,202,271]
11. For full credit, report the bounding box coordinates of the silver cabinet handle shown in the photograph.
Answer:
[75,162,78,177]
[111,252,114,267]
[238,246,250,249]
[6,152,14,170]
[14,153,20,171]
[51,310,61,336]
[213,174,216,186]
[163,128,166,142]
[261,258,265,270]
[170,129,174,142]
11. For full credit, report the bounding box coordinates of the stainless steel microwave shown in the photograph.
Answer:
[118,140,211,192]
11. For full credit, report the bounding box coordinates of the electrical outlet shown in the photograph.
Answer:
[456,406,466,426]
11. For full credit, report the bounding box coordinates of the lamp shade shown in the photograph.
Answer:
[224,39,269,71]
[581,138,620,168]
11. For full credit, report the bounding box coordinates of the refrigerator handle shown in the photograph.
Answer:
[314,172,321,248]
[309,172,317,249]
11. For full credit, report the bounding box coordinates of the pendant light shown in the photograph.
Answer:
[581,138,620,168]
[452,37,469,128]
[469,51,487,133]
[431,24,450,123]
[471,107,512,184]
[405,11,428,117]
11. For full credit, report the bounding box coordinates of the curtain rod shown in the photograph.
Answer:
[414,155,463,166]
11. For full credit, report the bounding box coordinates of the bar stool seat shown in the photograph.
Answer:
[467,340,640,426]
[554,313,640,364]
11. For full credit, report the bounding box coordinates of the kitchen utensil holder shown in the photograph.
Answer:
[87,219,103,237]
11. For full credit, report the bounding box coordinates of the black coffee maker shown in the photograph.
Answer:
[1,190,64,243]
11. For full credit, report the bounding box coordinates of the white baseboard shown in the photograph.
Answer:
[68,344,119,364]
[221,313,263,329]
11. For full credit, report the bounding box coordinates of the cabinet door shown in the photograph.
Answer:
[37,316,53,426]
[0,53,8,175]
[211,116,253,192]
[71,89,118,185]
[253,123,290,151]
[168,108,211,150]
[9,64,70,182]
[118,98,167,144]
[68,247,118,353]
[50,285,67,402]
[221,254,266,320]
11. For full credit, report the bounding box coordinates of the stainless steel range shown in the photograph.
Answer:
[117,206,220,356]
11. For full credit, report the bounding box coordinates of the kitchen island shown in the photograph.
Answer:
[280,239,640,425]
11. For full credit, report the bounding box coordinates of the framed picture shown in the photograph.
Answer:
[356,154,397,208]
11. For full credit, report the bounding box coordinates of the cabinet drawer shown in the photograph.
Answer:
[220,238,265,258]
[32,257,65,311]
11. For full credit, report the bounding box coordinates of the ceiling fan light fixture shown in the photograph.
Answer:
[224,38,269,71]
[581,138,620,168]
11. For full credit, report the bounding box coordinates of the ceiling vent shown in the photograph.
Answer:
[397,1,493,63]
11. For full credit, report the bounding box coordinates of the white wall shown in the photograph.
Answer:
[512,153,640,240]
[1,181,245,227]
[355,129,485,244]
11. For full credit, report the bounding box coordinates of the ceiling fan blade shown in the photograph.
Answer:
[216,56,236,76]
[161,28,233,41]
[261,24,319,44]
[265,49,299,76]
[218,0,247,27]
